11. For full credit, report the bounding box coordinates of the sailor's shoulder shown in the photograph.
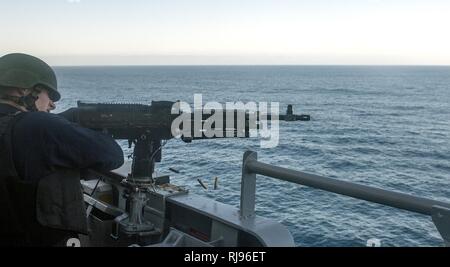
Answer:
[13,111,73,133]
[20,111,65,122]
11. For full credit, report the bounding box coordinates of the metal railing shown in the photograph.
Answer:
[240,151,450,246]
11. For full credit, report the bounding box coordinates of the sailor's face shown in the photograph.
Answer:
[35,89,56,113]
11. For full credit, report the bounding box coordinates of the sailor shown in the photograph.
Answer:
[0,53,124,246]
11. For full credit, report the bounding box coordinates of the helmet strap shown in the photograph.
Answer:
[20,94,38,111]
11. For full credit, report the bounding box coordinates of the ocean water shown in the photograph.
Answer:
[54,66,450,247]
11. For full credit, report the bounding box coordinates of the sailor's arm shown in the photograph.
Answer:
[32,112,124,171]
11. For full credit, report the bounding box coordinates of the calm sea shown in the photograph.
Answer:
[54,66,450,246]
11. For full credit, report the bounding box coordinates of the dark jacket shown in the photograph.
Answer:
[0,103,124,246]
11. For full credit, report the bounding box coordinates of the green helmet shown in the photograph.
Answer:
[0,53,60,101]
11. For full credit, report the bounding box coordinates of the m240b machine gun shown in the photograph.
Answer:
[59,101,310,246]
[60,101,309,180]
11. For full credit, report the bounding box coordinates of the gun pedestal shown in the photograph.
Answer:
[117,187,156,238]
[117,135,163,239]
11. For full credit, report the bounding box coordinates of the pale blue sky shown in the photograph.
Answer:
[1,0,449,65]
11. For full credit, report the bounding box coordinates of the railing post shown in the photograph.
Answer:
[432,206,450,247]
[240,151,257,218]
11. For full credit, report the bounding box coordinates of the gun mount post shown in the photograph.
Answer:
[130,135,162,180]
[120,135,163,238]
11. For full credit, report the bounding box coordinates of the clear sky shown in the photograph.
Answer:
[1,0,450,65]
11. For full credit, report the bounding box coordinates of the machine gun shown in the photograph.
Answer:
[60,101,310,180]
[59,100,310,244]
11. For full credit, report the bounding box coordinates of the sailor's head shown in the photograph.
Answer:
[0,53,60,112]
